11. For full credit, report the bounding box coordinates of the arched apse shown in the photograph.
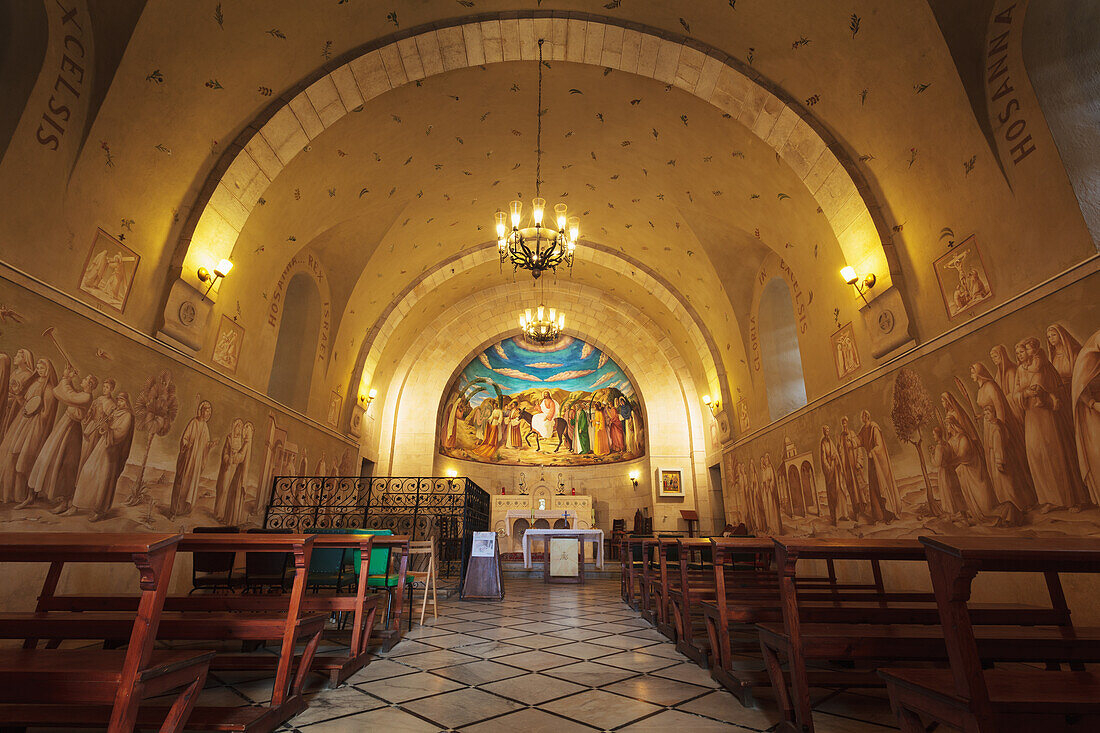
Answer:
[758,277,808,422]
[1023,0,1100,245]
[267,272,321,412]
[167,14,903,324]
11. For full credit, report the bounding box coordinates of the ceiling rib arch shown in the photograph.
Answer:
[166,12,903,342]
[341,239,732,435]
[370,280,708,476]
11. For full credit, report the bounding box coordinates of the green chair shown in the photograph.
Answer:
[306,528,351,591]
[345,529,413,625]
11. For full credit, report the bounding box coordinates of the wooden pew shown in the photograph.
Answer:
[638,537,661,623]
[621,536,648,610]
[666,538,717,666]
[8,533,326,733]
[0,532,213,733]
[881,536,1100,733]
[652,538,682,639]
[758,537,1096,733]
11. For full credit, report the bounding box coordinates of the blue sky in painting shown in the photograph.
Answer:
[457,337,636,406]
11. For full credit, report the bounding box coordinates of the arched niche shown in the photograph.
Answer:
[267,272,321,412]
[758,277,808,421]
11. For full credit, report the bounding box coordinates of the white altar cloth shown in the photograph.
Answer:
[521,528,605,570]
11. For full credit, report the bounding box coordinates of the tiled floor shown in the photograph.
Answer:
[262,578,900,731]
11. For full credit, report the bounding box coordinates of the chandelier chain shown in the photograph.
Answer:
[536,39,543,198]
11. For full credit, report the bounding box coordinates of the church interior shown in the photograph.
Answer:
[0,1,1099,731]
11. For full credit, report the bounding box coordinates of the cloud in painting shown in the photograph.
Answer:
[545,369,595,382]
[598,353,608,368]
[495,367,541,381]
[527,362,563,369]
[493,343,509,360]
[478,354,492,369]
[589,372,615,389]
[580,342,595,359]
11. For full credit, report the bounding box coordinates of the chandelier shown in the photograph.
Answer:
[519,304,565,344]
[494,39,580,280]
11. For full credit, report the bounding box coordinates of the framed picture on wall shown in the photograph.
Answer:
[78,228,139,313]
[932,235,993,319]
[211,315,244,374]
[658,468,683,497]
[830,322,860,380]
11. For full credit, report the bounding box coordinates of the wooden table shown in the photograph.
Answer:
[881,536,1100,733]
[522,528,604,570]
[0,532,213,733]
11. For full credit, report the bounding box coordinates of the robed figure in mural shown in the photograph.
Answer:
[214,419,246,521]
[0,357,58,504]
[572,406,590,455]
[981,404,1034,514]
[818,425,847,525]
[929,425,967,517]
[618,397,635,453]
[24,369,97,510]
[836,415,866,520]
[990,345,1022,420]
[858,409,898,522]
[1047,324,1082,390]
[68,392,135,520]
[946,415,999,522]
[505,401,523,449]
[169,400,214,518]
[1015,337,1088,510]
[531,391,559,441]
[970,363,1034,506]
[760,454,784,533]
[1073,328,1100,505]
[82,378,117,470]
[442,397,465,449]
[591,403,609,456]
[220,421,254,526]
[1,349,35,438]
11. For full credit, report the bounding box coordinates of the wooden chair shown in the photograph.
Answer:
[406,539,439,628]
[190,525,240,593]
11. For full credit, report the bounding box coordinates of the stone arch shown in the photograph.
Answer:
[167,12,903,349]
[370,282,707,480]
[346,239,724,434]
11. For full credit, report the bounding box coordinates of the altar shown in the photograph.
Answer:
[491,491,594,555]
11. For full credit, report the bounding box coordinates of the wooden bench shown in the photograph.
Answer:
[666,538,718,666]
[0,532,213,733]
[16,533,325,733]
[620,536,649,610]
[880,536,1100,733]
[759,538,1083,733]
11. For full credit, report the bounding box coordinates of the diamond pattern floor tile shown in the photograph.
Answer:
[265,578,901,732]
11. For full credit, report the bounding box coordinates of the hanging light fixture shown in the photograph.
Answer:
[493,39,579,280]
[519,269,565,344]
[519,303,565,344]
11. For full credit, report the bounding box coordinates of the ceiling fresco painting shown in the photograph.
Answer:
[440,336,644,467]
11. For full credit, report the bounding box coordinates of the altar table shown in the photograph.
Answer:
[522,528,605,570]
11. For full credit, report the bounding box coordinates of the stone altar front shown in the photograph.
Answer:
[491,492,594,555]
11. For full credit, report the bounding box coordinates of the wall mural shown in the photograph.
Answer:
[439,336,645,467]
[0,274,355,531]
[723,270,1100,538]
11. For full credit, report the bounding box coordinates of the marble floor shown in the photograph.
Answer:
[265,577,900,732]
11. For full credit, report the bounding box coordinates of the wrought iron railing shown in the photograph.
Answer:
[263,476,490,582]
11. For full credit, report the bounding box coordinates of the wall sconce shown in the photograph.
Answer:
[197,259,233,301]
[840,266,876,306]
[445,469,458,478]
[360,387,378,406]
[702,394,721,417]
[629,470,639,488]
